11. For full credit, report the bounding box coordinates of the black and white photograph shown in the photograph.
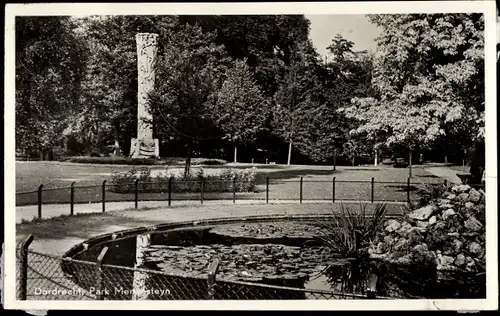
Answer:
[3,1,498,311]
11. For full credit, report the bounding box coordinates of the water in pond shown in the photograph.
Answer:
[68,221,371,299]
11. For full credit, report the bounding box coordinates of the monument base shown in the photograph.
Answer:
[130,138,160,158]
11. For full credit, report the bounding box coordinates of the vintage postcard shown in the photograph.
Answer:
[3,1,498,311]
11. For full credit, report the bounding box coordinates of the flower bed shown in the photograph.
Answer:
[367,184,486,298]
[108,167,257,193]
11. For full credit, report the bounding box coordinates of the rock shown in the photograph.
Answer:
[396,255,412,265]
[384,235,394,247]
[416,220,429,229]
[397,221,413,236]
[442,209,456,220]
[437,254,455,271]
[408,229,424,244]
[370,253,389,260]
[394,238,409,251]
[457,193,469,202]
[368,245,380,256]
[385,219,401,232]
[452,184,471,193]
[434,221,446,230]
[465,256,476,271]
[428,216,437,225]
[375,242,386,254]
[464,216,483,232]
[454,254,466,266]
[468,189,482,203]
[446,193,457,200]
[437,198,451,205]
[468,242,484,257]
[409,205,436,221]
[412,243,428,253]
[439,203,454,210]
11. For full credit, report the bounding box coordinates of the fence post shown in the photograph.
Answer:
[371,177,375,203]
[266,177,269,204]
[168,177,172,207]
[207,258,220,299]
[17,234,34,300]
[102,180,106,213]
[70,182,75,216]
[135,179,139,209]
[37,184,43,220]
[299,177,303,203]
[232,177,236,204]
[95,246,109,300]
[407,178,411,205]
[332,177,336,203]
[200,178,205,205]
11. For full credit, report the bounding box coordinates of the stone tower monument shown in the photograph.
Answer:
[130,33,160,158]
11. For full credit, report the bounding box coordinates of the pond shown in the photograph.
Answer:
[62,218,485,300]
[63,220,375,300]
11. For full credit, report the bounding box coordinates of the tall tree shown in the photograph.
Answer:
[15,16,88,157]
[344,14,484,178]
[303,34,376,165]
[213,60,269,163]
[148,23,231,175]
[272,41,325,165]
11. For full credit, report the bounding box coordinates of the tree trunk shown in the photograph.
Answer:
[374,149,378,166]
[114,122,121,157]
[184,142,192,176]
[469,140,485,185]
[287,141,292,165]
[409,150,413,178]
[114,139,121,157]
[352,157,355,167]
[234,144,238,163]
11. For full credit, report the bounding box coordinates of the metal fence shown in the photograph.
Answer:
[16,235,383,301]
[15,177,452,221]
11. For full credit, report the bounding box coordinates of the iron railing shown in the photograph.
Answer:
[14,177,458,222]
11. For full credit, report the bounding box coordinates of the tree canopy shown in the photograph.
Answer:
[344,14,484,155]
[15,14,484,170]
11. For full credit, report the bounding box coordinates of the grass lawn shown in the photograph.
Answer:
[15,161,445,207]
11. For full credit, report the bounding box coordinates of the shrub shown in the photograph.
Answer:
[68,157,159,165]
[108,167,257,193]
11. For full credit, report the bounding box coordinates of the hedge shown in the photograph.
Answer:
[66,156,227,166]
[108,167,257,193]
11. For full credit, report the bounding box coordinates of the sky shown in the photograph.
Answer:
[305,14,383,59]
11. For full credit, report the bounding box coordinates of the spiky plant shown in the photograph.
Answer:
[312,202,388,293]
[315,202,388,258]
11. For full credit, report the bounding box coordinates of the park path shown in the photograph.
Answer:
[15,199,408,224]
[424,166,463,184]
[16,202,407,256]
